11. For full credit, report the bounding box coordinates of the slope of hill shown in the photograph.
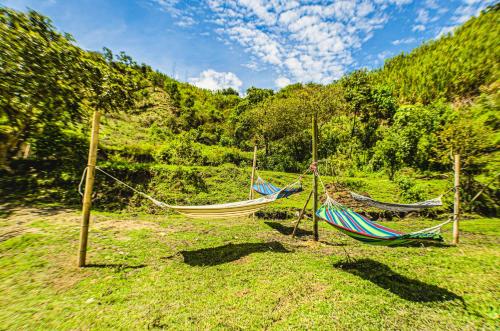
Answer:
[1,5,498,214]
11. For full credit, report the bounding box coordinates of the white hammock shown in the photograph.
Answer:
[81,167,280,219]
[349,192,443,212]
[150,195,278,219]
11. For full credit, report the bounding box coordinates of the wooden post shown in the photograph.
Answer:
[312,112,319,241]
[292,190,313,238]
[78,110,101,267]
[249,145,257,200]
[23,143,31,159]
[452,154,460,245]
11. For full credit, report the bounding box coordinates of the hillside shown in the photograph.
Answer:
[0,5,498,215]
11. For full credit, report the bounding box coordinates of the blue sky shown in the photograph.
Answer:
[1,0,494,93]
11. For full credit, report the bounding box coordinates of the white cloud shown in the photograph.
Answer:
[424,0,439,9]
[153,0,181,16]
[206,0,413,84]
[416,9,430,24]
[436,26,457,37]
[188,69,243,92]
[462,0,484,4]
[275,77,291,88]
[377,50,393,61]
[412,24,425,32]
[452,0,492,24]
[434,0,494,38]
[411,0,450,33]
[151,0,494,86]
[176,16,196,27]
[151,0,197,26]
[392,37,416,45]
[242,61,265,72]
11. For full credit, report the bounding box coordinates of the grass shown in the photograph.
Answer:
[0,205,498,330]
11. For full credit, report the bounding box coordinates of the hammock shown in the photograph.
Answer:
[349,192,443,212]
[151,195,278,219]
[316,197,450,246]
[253,177,303,199]
[84,167,282,219]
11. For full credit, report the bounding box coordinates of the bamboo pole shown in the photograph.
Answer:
[78,110,101,267]
[249,145,258,220]
[249,145,257,200]
[292,190,313,238]
[312,112,319,241]
[452,154,460,245]
[23,143,30,159]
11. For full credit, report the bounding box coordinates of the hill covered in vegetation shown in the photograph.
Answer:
[0,5,498,214]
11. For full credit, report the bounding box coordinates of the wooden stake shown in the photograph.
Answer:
[78,110,101,267]
[312,112,319,241]
[292,190,313,238]
[23,143,31,159]
[249,145,257,200]
[452,154,460,245]
[249,145,258,220]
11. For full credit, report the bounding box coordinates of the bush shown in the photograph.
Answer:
[395,175,425,202]
[200,145,253,166]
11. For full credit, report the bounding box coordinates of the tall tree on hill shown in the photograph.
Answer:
[0,9,145,169]
[0,9,87,168]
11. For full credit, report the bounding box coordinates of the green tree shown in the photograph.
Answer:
[0,9,87,168]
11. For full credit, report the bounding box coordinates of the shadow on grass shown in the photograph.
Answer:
[85,263,146,271]
[180,241,291,266]
[334,258,463,303]
[265,221,313,237]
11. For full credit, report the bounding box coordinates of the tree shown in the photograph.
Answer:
[0,9,87,168]
[164,80,181,108]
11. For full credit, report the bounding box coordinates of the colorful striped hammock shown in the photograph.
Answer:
[253,177,303,199]
[349,192,443,212]
[316,198,449,246]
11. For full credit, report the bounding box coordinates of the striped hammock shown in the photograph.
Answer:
[316,198,449,246]
[350,192,443,212]
[253,177,303,199]
[151,195,278,219]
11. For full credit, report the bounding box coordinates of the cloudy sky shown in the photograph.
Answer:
[1,0,494,93]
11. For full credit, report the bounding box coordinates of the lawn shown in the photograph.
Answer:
[0,205,498,330]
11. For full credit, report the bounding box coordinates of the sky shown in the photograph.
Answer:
[0,0,495,93]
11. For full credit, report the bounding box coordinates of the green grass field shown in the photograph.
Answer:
[1,205,498,330]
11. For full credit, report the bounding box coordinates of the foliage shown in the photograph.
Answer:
[0,9,87,168]
[395,175,425,202]
[0,8,146,169]
[376,5,500,104]
[1,6,498,214]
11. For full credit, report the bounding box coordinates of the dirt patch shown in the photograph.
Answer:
[0,206,69,242]
[93,218,164,232]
